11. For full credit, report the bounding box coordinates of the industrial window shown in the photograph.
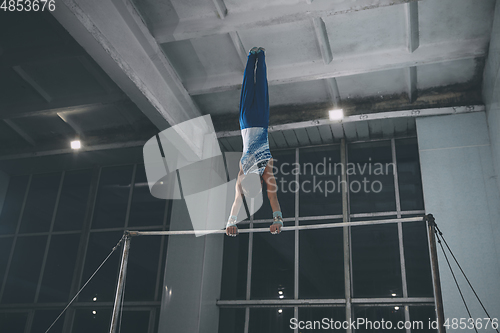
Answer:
[218,138,434,333]
[0,164,170,333]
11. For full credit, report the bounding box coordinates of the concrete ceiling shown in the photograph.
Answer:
[0,10,158,159]
[0,0,497,163]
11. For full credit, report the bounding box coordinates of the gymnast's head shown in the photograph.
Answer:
[240,172,263,198]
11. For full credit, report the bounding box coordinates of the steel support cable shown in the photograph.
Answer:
[44,235,126,333]
[434,231,478,333]
[434,224,498,331]
[117,257,128,333]
[432,222,499,333]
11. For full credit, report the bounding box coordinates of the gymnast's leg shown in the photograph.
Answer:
[255,50,270,127]
[239,52,257,129]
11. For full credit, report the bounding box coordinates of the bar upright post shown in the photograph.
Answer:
[109,232,132,333]
[426,214,446,333]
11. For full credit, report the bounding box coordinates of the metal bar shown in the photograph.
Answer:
[153,235,166,302]
[341,138,352,333]
[154,200,172,301]
[392,138,402,219]
[347,143,355,331]
[401,210,426,216]
[350,211,396,218]
[244,200,255,333]
[217,297,433,307]
[124,164,137,228]
[244,307,250,333]
[34,171,65,303]
[109,233,132,333]
[351,297,434,304]
[392,139,411,333]
[351,302,435,307]
[129,217,423,236]
[294,148,299,301]
[0,174,32,302]
[148,309,156,333]
[88,225,163,233]
[0,301,161,309]
[426,215,446,333]
[24,310,34,333]
[294,306,299,333]
[63,168,101,333]
[218,299,347,306]
[219,210,424,226]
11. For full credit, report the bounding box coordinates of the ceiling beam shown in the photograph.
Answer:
[229,31,248,67]
[212,0,228,19]
[405,1,420,52]
[217,105,485,138]
[3,119,37,146]
[57,112,85,138]
[0,140,147,161]
[312,17,332,64]
[0,105,484,160]
[0,93,128,119]
[52,0,203,158]
[405,66,417,103]
[0,44,85,69]
[76,56,117,94]
[325,78,341,109]
[154,0,421,43]
[12,66,53,103]
[188,37,488,95]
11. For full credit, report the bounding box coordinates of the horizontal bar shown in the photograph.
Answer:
[216,297,434,307]
[242,210,425,225]
[129,217,424,236]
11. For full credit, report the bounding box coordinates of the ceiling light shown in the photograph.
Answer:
[92,310,97,315]
[93,297,97,301]
[329,109,344,121]
[394,306,400,310]
[391,293,397,297]
[278,291,283,295]
[279,295,284,299]
[278,309,283,313]
[71,140,81,150]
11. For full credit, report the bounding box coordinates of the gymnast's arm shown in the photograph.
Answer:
[229,168,244,217]
[262,158,280,213]
[226,168,244,236]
